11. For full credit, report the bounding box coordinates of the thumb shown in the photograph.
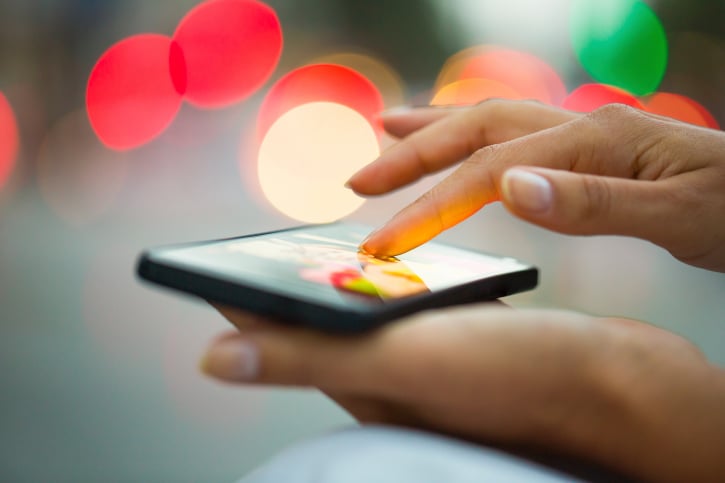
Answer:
[199,328,387,394]
[500,167,675,239]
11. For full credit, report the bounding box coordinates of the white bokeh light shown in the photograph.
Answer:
[257,102,380,223]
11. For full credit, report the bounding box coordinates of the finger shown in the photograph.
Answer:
[199,325,388,394]
[347,100,578,196]
[321,391,422,426]
[211,303,278,331]
[202,304,546,394]
[360,118,595,256]
[501,166,724,267]
[499,167,679,240]
[381,105,463,139]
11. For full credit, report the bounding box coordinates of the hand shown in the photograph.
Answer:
[201,304,725,483]
[347,101,725,272]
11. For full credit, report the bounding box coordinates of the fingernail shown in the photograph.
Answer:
[359,237,374,254]
[359,227,381,254]
[502,169,553,213]
[200,338,259,382]
[344,173,362,189]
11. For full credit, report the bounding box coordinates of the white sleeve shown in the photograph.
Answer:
[237,425,588,483]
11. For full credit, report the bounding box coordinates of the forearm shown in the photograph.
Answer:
[552,327,725,482]
[626,363,725,483]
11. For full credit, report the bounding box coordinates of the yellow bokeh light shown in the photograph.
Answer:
[435,46,481,92]
[434,45,566,105]
[257,102,379,223]
[431,78,522,106]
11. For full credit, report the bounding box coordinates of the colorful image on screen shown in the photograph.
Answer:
[156,224,529,308]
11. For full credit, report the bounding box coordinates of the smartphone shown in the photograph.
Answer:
[137,223,538,332]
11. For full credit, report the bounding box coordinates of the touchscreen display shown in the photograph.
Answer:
[152,224,530,308]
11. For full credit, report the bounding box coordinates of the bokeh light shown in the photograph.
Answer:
[86,34,185,150]
[431,78,522,106]
[312,52,405,108]
[37,111,127,225]
[570,0,667,96]
[256,64,384,141]
[434,46,566,105]
[257,102,379,223]
[173,0,283,108]
[562,83,644,112]
[644,92,720,129]
[0,91,19,190]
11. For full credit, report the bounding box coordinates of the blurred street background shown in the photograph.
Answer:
[1,0,724,481]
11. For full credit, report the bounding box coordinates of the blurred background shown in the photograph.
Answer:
[1,0,724,481]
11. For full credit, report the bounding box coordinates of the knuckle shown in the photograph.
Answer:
[520,98,547,108]
[474,97,507,110]
[473,98,509,123]
[466,146,502,197]
[578,175,612,223]
[586,103,644,125]
[469,142,505,165]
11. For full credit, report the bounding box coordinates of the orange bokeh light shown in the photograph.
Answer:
[431,78,522,106]
[562,83,644,112]
[0,91,19,190]
[256,64,384,141]
[173,0,283,108]
[86,34,185,151]
[643,92,719,129]
[257,102,379,223]
[435,46,566,105]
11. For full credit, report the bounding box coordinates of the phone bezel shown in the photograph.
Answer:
[136,223,538,332]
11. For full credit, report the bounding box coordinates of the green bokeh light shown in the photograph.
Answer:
[570,0,668,96]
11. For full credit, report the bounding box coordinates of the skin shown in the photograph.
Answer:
[351,102,725,272]
[200,101,725,482]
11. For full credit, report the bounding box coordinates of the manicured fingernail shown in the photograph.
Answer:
[502,169,553,213]
[201,338,259,382]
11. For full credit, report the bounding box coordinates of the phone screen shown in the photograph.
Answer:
[149,224,531,309]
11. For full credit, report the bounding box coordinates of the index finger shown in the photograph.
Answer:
[347,100,578,196]
[211,303,282,331]
[360,118,594,256]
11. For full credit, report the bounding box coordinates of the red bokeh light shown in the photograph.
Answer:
[431,78,522,106]
[256,64,384,140]
[0,91,19,189]
[173,0,283,108]
[86,34,185,151]
[643,92,720,129]
[562,83,644,112]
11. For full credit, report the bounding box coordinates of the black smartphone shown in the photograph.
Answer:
[137,223,538,332]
